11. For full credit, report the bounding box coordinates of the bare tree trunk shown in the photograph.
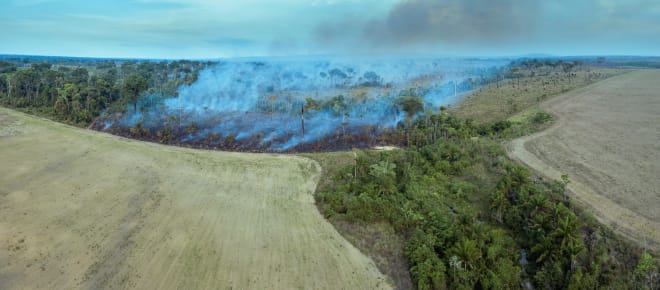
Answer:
[7,78,11,105]
[354,151,357,180]
[301,104,305,140]
[27,84,32,105]
[35,85,40,107]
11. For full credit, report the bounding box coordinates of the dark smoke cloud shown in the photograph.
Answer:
[367,0,539,44]
[315,0,541,52]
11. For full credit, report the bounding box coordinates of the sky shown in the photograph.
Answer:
[0,0,659,59]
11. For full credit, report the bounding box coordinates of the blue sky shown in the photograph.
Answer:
[0,0,658,59]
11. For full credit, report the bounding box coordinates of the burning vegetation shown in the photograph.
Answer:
[92,58,507,152]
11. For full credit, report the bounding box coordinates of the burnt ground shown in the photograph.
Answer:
[91,115,408,153]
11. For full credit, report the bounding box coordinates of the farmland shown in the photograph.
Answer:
[508,70,660,250]
[0,107,389,289]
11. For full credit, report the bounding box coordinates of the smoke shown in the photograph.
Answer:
[315,0,541,53]
[313,0,660,55]
[102,57,508,151]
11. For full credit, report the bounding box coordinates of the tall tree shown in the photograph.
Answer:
[122,74,148,112]
[398,95,424,120]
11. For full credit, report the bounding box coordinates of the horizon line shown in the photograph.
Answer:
[1,52,659,62]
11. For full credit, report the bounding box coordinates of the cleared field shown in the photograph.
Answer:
[508,70,660,250]
[0,108,390,289]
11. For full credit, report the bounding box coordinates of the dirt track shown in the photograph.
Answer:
[0,108,390,289]
[508,70,660,250]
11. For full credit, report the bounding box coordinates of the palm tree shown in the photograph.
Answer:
[369,160,397,195]
[528,193,549,216]
[531,234,555,264]
[530,213,549,242]
[565,240,585,273]
[552,214,581,253]
[490,191,509,223]
[450,239,481,270]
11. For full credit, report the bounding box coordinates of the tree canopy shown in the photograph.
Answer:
[121,74,148,112]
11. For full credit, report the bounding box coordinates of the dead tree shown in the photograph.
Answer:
[301,104,305,140]
[7,78,11,105]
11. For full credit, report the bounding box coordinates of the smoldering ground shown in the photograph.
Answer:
[95,57,508,151]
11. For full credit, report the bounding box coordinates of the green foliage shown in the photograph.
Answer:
[304,97,321,111]
[397,95,424,119]
[317,127,524,288]
[122,74,148,112]
[323,95,349,116]
[532,111,553,124]
[635,252,659,289]
[316,109,649,289]
[408,236,447,290]
[0,58,211,126]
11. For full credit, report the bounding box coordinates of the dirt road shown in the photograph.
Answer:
[0,108,390,289]
[508,70,660,250]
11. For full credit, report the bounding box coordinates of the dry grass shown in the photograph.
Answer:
[0,113,22,137]
[0,108,390,290]
[329,220,412,290]
[508,70,660,250]
[453,68,624,123]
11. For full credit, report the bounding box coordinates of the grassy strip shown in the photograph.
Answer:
[452,68,624,123]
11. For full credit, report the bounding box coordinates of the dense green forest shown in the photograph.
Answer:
[0,57,212,126]
[314,109,659,289]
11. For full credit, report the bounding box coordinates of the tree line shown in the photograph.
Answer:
[0,58,212,126]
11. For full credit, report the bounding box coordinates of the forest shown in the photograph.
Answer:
[314,110,658,289]
[0,56,212,126]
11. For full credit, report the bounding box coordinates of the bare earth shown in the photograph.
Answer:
[0,108,390,289]
[508,70,660,250]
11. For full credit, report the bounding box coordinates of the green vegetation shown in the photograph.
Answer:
[501,106,555,138]
[122,74,149,112]
[312,107,658,289]
[0,58,211,126]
